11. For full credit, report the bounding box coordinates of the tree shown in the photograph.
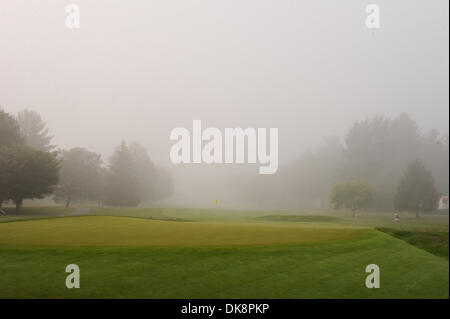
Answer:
[419,130,449,197]
[0,148,13,208]
[128,142,157,203]
[240,136,343,210]
[104,142,140,207]
[127,142,174,204]
[394,160,439,218]
[234,113,448,211]
[0,109,25,207]
[0,146,60,211]
[1,109,59,211]
[17,109,55,151]
[341,115,398,210]
[54,147,104,207]
[330,179,374,217]
[0,108,24,147]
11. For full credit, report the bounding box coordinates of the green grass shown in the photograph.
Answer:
[256,215,340,223]
[378,228,449,259]
[0,214,448,298]
[0,216,367,247]
[0,230,447,298]
[2,206,448,230]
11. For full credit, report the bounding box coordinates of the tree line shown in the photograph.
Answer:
[0,108,172,211]
[239,113,447,215]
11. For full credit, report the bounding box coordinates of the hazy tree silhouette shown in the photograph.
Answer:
[395,160,439,218]
[17,109,55,151]
[104,142,140,207]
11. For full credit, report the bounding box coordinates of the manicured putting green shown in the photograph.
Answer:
[0,216,368,247]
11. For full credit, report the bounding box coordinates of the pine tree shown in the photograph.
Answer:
[394,160,439,218]
[17,109,55,151]
[104,142,140,207]
[0,108,24,147]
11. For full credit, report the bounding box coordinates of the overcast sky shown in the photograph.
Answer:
[0,0,448,176]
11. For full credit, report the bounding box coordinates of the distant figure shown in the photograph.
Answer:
[394,212,400,223]
[0,208,6,216]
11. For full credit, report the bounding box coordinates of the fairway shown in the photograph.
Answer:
[0,216,368,247]
[0,214,448,298]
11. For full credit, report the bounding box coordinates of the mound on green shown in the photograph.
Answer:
[0,216,367,247]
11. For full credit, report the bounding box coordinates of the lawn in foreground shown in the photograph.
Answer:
[0,216,448,298]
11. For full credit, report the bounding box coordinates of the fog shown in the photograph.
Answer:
[0,0,448,209]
